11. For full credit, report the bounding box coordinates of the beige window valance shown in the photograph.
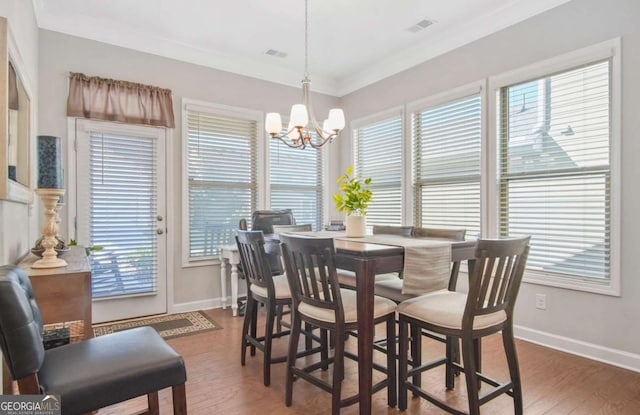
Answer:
[66,72,175,128]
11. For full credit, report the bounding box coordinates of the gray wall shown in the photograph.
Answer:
[0,0,39,264]
[37,30,341,306]
[340,0,640,359]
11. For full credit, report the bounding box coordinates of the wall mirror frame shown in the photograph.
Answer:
[0,16,33,204]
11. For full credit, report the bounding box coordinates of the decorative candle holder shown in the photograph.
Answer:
[32,188,67,269]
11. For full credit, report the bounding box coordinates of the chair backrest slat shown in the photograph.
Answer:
[236,231,275,296]
[412,227,466,241]
[280,235,343,320]
[465,237,530,326]
[372,225,413,237]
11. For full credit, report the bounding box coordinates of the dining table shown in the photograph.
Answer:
[331,237,477,415]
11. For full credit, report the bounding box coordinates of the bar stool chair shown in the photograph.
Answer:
[236,230,320,386]
[280,235,398,415]
[397,236,530,415]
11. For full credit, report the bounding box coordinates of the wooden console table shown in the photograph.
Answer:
[17,246,93,340]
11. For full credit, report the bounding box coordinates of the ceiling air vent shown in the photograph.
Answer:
[407,19,434,33]
[265,49,288,58]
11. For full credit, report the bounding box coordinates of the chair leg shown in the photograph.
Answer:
[474,338,482,391]
[276,304,283,333]
[172,383,187,415]
[321,328,329,370]
[305,322,313,351]
[398,317,409,411]
[147,391,159,415]
[250,297,258,356]
[503,326,523,415]
[241,296,255,365]
[445,336,456,390]
[410,323,422,391]
[285,316,302,407]
[331,328,345,415]
[263,303,277,386]
[386,314,397,408]
[461,334,481,415]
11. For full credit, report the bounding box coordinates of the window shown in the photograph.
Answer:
[183,102,260,262]
[269,136,324,230]
[497,58,615,288]
[353,113,403,227]
[412,93,482,238]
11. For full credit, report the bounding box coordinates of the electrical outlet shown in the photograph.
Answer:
[535,294,547,310]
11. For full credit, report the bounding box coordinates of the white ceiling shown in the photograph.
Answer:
[32,0,571,96]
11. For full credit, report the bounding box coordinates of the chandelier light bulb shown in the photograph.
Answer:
[290,104,309,128]
[265,113,283,134]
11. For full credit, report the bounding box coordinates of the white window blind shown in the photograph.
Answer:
[499,60,611,281]
[269,138,323,230]
[86,132,158,298]
[412,94,482,238]
[186,107,258,259]
[354,115,403,227]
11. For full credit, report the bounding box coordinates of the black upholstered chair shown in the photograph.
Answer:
[0,265,187,415]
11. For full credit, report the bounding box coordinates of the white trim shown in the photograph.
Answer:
[5,26,35,205]
[181,98,264,267]
[401,105,412,226]
[405,81,484,114]
[171,298,224,314]
[35,0,570,97]
[514,325,640,373]
[488,38,619,90]
[488,38,621,296]
[165,128,175,313]
[350,106,403,131]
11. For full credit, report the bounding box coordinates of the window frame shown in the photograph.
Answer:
[350,106,406,227]
[181,98,265,267]
[487,38,621,296]
[406,81,487,238]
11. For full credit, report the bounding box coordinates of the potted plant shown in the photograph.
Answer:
[333,166,373,237]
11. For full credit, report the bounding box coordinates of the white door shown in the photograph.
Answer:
[75,119,167,323]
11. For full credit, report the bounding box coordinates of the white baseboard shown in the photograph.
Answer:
[171,297,226,314]
[514,325,640,373]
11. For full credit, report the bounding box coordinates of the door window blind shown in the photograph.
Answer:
[499,60,611,281]
[269,138,323,230]
[186,108,258,259]
[412,95,482,238]
[354,115,403,227]
[87,132,158,298]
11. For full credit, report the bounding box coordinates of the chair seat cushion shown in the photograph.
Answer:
[298,288,396,324]
[38,326,186,415]
[337,269,398,288]
[374,278,416,303]
[250,274,291,299]
[397,290,507,330]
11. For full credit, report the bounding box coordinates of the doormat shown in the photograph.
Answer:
[93,310,222,340]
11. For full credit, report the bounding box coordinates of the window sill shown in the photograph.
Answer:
[523,270,620,297]
[181,258,221,268]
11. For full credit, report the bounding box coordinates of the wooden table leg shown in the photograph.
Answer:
[220,256,227,310]
[356,258,375,415]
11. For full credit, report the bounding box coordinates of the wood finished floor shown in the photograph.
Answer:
[98,308,640,414]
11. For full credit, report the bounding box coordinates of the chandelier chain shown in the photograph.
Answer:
[304,0,309,79]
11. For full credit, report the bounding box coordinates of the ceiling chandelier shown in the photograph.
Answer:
[265,0,345,149]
